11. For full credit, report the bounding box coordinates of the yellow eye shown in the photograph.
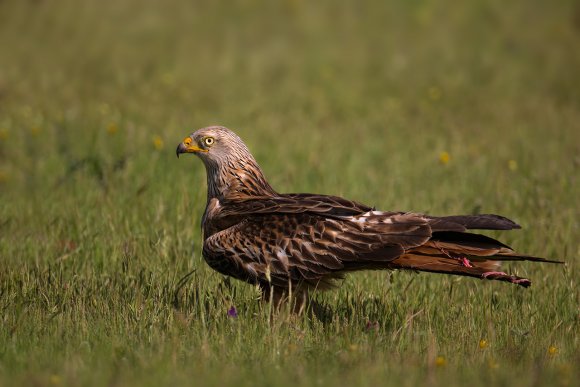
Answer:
[204,137,214,146]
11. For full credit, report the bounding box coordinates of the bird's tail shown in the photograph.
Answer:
[390,231,563,288]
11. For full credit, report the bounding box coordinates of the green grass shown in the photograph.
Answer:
[0,0,578,386]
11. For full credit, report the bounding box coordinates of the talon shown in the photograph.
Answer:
[510,278,531,286]
[481,271,508,279]
[460,257,473,268]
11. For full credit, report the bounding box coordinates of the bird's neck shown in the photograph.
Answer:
[205,156,277,201]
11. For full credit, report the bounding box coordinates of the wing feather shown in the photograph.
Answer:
[201,194,535,290]
[203,211,432,290]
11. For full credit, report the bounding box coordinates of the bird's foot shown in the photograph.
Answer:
[511,278,532,286]
[460,257,473,268]
[481,271,532,287]
[481,271,508,279]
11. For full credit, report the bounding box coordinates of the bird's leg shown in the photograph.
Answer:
[260,285,308,314]
[286,289,307,314]
[481,271,532,286]
[481,271,508,278]
[259,285,284,309]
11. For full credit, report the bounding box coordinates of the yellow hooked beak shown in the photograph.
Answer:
[176,137,208,158]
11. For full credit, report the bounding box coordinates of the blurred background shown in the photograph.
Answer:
[1,0,578,200]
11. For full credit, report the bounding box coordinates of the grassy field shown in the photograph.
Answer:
[0,0,578,385]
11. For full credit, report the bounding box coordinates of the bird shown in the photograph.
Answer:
[176,126,562,311]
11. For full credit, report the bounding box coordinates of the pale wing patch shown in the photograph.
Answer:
[346,210,396,224]
[275,246,290,270]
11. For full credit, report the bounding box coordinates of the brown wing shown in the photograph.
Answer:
[203,193,375,238]
[202,211,432,290]
[216,193,372,219]
[212,194,522,232]
[203,194,559,289]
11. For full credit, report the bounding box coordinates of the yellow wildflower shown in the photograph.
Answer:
[435,356,446,367]
[548,346,558,356]
[152,135,164,150]
[439,151,450,165]
[106,123,118,135]
[479,339,488,349]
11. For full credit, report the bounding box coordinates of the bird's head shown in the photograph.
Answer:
[176,126,276,199]
[176,126,251,165]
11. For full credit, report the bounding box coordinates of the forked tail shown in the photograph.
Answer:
[391,231,563,288]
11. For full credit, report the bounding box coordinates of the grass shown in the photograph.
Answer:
[0,0,578,385]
